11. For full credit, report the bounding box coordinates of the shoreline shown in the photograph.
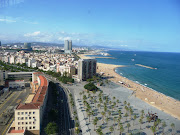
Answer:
[78,53,180,120]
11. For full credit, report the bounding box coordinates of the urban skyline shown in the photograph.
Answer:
[0,0,180,52]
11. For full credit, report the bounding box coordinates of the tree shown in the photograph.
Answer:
[75,122,79,127]
[79,92,82,99]
[119,125,124,135]
[96,126,103,135]
[44,122,58,135]
[171,123,175,135]
[124,101,127,105]
[162,121,167,135]
[101,111,105,124]
[133,114,137,126]
[75,128,80,135]
[93,119,97,131]
[97,104,101,110]
[124,113,128,121]
[139,118,143,129]
[84,82,98,91]
[150,126,157,135]
[127,123,131,133]
[109,126,114,135]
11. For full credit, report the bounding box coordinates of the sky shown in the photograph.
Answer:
[0,0,180,52]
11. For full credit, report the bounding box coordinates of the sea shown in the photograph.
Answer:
[87,50,180,101]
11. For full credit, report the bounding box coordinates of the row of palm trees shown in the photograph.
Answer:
[78,89,176,135]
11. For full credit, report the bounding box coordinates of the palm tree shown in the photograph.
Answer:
[105,117,109,125]
[129,108,133,120]
[139,118,143,129]
[162,121,167,135]
[94,99,97,107]
[124,106,129,113]
[109,100,112,105]
[155,119,161,130]
[93,118,97,131]
[113,117,117,127]
[127,102,130,107]
[124,100,127,105]
[150,126,157,135]
[141,109,144,117]
[79,92,82,99]
[101,111,105,124]
[109,126,114,135]
[108,111,111,117]
[96,126,103,135]
[113,96,116,101]
[97,104,101,110]
[119,125,124,135]
[92,90,96,98]
[87,111,91,122]
[133,114,137,126]
[83,95,87,101]
[118,110,121,116]
[125,113,128,121]
[171,123,175,135]
[127,123,131,133]
[146,116,150,128]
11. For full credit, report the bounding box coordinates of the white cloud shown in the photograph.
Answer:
[0,18,16,23]
[24,31,41,37]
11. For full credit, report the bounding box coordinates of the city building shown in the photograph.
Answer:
[7,73,49,135]
[64,40,72,54]
[78,59,97,81]
[7,72,33,81]
[0,41,1,46]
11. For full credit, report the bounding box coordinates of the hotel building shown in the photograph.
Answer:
[78,59,97,81]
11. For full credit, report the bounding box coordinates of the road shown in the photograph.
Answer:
[0,88,30,135]
[44,75,74,135]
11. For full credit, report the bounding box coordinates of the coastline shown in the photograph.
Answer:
[78,53,180,120]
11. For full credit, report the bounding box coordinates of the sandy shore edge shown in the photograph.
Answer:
[78,53,180,120]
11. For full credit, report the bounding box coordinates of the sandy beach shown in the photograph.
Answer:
[78,54,180,120]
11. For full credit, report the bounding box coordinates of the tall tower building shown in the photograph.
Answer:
[69,40,72,50]
[64,40,72,54]
[64,40,69,50]
[0,41,1,46]
[78,59,97,81]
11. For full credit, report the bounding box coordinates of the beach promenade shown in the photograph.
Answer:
[78,54,180,121]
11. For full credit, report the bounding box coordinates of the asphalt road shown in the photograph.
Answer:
[44,75,74,135]
[0,87,30,135]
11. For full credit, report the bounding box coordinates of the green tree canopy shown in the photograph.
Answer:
[44,122,58,135]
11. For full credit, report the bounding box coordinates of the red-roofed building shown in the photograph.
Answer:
[7,72,49,135]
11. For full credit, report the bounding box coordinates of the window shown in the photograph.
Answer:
[18,127,20,130]
[18,117,20,120]
[21,112,24,115]
[29,117,31,119]
[33,112,35,114]
[18,112,20,115]
[25,117,27,120]
[21,117,24,120]
[29,112,31,114]
[18,122,20,125]
[33,126,35,129]
[29,126,32,129]
[29,122,31,124]
[26,122,28,125]
[22,122,24,125]
[33,116,35,119]
[33,122,35,124]
[25,112,28,115]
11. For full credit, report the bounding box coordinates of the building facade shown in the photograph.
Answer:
[78,59,97,81]
[64,40,72,54]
